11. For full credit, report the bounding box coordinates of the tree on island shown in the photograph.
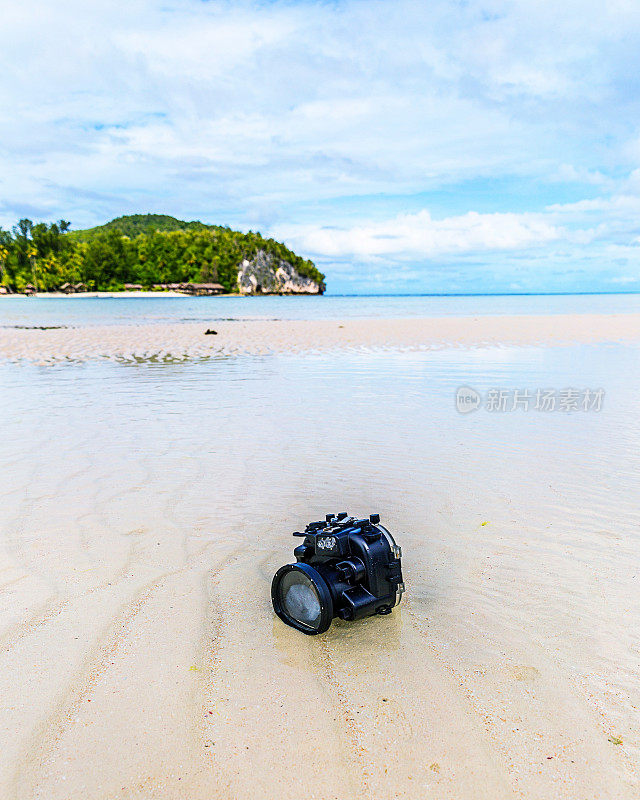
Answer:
[0,214,324,294]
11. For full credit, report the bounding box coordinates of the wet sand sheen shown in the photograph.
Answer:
[1,320,639,799]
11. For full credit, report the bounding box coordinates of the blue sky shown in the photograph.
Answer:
[2,0,640,293]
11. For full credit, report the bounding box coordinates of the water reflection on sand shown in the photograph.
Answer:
[0,343,639,799]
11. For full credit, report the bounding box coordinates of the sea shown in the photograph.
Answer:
[1,291,640,327]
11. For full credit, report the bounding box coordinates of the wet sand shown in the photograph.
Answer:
[1,314,639,799]
[2,312,640,363]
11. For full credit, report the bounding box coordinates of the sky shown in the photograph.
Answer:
[1,0,640,294]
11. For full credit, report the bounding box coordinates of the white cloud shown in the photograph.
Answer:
[1,0,640,289]
[276,209,568,260]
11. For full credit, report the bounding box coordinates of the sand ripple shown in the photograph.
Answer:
[2,313,640,364]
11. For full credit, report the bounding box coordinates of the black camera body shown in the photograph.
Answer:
[271,513,404,634]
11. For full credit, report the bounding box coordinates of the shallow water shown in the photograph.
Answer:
[2,346,639,680]
[1,341,639,797]
[2,291,640,327]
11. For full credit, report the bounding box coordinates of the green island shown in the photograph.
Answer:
[0,214,325,295]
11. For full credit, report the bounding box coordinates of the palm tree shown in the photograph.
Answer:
[28,245,38,293]
[0,245,8,287]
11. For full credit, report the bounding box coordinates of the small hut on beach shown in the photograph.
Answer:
[181,283,225,296]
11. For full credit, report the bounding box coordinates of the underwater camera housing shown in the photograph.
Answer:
[271,513,405,634]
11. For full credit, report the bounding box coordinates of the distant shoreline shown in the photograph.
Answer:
[2,291,244,299]
[3,290,640,299]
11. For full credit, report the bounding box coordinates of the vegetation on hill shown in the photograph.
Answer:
[0,214,324,293]
[71,214,219,239]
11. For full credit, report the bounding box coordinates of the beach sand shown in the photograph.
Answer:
[0,291,191,299]
[2,312,640,363]
[1,314,639,800]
